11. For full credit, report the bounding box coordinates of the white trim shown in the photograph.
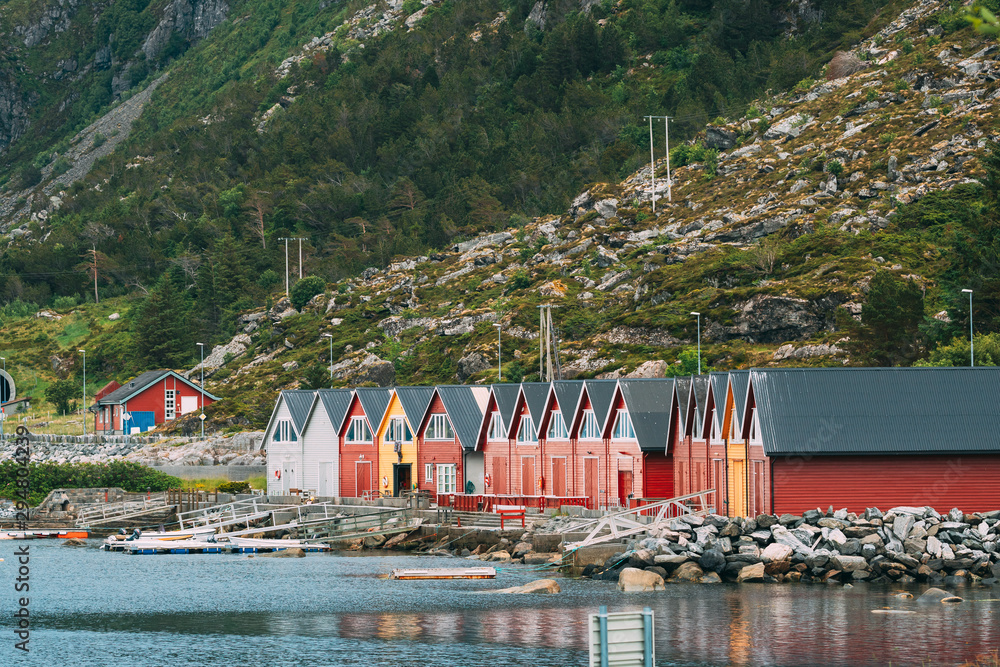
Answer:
[579,410,601,440]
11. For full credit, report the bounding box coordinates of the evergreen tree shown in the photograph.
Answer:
[857,271,925,366]
[131,275,194,369]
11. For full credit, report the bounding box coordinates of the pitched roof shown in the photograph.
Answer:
[395,386,435,428]
[584,379,618,429]
[312,388,353,432]
[751,367,1000,456]
[97,370,221,404]
[437,385,485,451]
[692,375,711,438]
[552,380,583,425]
[675,376,692,434]
[729,370,750,425]
[281,390,317,433]
[355,387,391,427]
[94,380,122,402]
[490,384,521,432]
[618,379,675,452]
[708,372,729,435]
[520,382,551,424]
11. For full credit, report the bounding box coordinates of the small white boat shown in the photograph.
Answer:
[226,536,325,550]
[104,526,217,546]
[124,538,225,553]
[390,567,497,580]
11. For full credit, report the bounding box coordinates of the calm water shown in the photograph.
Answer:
[3,540,999,666]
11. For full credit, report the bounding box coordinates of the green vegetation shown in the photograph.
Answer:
[0,460,181,506]
[290,276,326,311]
[44,379,78,416]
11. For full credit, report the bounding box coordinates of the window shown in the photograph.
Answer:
[425,464,434,484]
[547,412,568,439]
[272,420,296,442]
[436,464,457,494]
[165,389,176,420]
[580,410,600,439]
[517,415,537,444]
[612,410,636,439]
[488,412,504,440]
[387,417,412,443]
[346,417,372,443]
[427,414,454,440]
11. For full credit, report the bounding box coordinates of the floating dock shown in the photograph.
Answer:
[389,567,497,580]
[107,537,332,555]
[1,530,90,540]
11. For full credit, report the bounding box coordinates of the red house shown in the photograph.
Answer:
[479,383,522,496]
[94,370,219,434]
[535,380,584,500]
[337,387,390,499]
[613,379,678,508]
[416,385,487,498]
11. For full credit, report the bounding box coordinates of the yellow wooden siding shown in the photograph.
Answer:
[377,394,417,493]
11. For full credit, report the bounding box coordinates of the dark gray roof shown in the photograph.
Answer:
[395,386,435,429]
[552,380,583,426]
[491,384,521,431]
[709,372,729,431]
[730,370,750,425]
[97,370,221,405]
[520,382,551,424]
[692,376,711,438]
[282,390,316,434]
[752,367,1000,456]
[675,376,692,435]
[437,386,485,451]
[619,379,675,452]
[355,387,391,428]
[314,388,353,431]
[585,379,618,429]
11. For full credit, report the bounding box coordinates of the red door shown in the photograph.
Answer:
[492,458,507,495]
[521,457,535,496]
[584,458,599,509]
[617,470,633,507]
[356,462,372,498]
[552,458,566,497]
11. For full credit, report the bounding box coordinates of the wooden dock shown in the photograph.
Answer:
[389,567,496,580]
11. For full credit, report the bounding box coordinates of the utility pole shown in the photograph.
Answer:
[79,349,86,435]
[322,333,333,382]
[197,342,205,439]
[296,237,307,279]
[537,305,562,382]
[279,237,291,297]
[648,116,655,214]
[644,115,674,208]
[91,245,100,304]
[493,324,502,382]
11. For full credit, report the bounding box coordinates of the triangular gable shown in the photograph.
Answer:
[708,372,729,440]
[691,376,711,439]
[436,385,486,451]
[520,382,551,426]
[584,379,618,430]
[394,386,436,432]
[729,370,750,427]
[492,383,520,432]
[282,390,317,434]
[675,376,692,436]
[552,380,583,427]
[355,387,391,432]
[617,378,675,452]
[305,388,353,432]
[97,370,221,404]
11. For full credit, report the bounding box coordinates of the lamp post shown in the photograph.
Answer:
[690,312,701,375]
[962,289,974,367]
[1,357,5,444]
[79,349,86,435]
[322,333,333,383]
[493,323,502,382]
[196,343,205,438]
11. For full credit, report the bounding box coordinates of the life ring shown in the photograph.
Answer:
[382,476,389,488]
[484,473,492,488]
[275,470,281,479]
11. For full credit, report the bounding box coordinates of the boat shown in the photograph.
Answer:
[103,526,217,548]
[123,538,226,554]
[1,529,91,540]
[226,536,329,551]
[389,567,497,580]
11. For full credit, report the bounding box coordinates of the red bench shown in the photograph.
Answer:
[496,505,526,530]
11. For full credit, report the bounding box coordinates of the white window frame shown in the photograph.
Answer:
[488,412,504,440]
[612,410,636,440]
[346,416,372,443]
[425,463,434,484]
[547,412,568,440]
[517,415,537,444]
[165,389,176,420]
[436,464,457,494]
[428,414,454,440]
[272,420,297,443]
[580,410,600,440]
[387,417,412,443]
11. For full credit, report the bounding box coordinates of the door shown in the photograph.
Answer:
[492,457,507,495]
[753,461,765,516]
[319,462,333,497]
[731,459,746,518]
[393,463,411,497]
[712,459,723,514]
[617,470,633,507]
[521,457,535,496]
[552,458,566,497]
[584,457,599,509]
[282,460,296,494]
[356,461,372,498]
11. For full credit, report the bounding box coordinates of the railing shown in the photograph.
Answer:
[75,492,172,526]
[436,493,592,512]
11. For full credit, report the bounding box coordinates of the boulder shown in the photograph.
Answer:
[670,562,705,583]
[511,541,533,558]
[705,126,737,150]
[832,555,868,573]
[493,579,561,594]
[487,550,512,562]
[523,552,559,565]
[698,549,726,572]
[628,548,656,568]
[893,514,916,542]
[654,554,688,569]
[255,548,306,558]
[618,567,665,592]
[918,587,954,603]
[456,352,490,381]
[737,563,766,582]
[761,543,793,563]
[62,538,89,547]
[644,566,668,580]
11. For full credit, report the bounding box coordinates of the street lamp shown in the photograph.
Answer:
[962,289,974,367]
[493,323,502,382]
[690,312,701,375]
[322,333,333,382]
[1,357,5,444]
[79,349,86,435]
[197,343,205,438]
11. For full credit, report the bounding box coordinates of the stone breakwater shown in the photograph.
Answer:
[0,431,265,466]
[581,506,1000,590]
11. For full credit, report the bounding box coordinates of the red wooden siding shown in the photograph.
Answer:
[339,396,378,498]
[95,376,215,432]
[643,452,674,499]
[771,454,1000,515]
[418,394,463,495]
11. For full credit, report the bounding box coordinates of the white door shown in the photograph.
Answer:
[319,462,333,497]
[283,460,296,494]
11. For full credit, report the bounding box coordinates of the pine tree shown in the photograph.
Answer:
[131,276,193,369]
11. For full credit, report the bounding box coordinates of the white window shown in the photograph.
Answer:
[425,464,434,484]
[272,420,296,442]
[436,464,457,494]
[547,412,568,439]
[165,389,176,420]
[517,415,537,444]
[387,417,412,443]
[346,417,372,443]
[612,410,636,439]
[488,412,504,440]
[580,410,600,439]
[427,414,454,440]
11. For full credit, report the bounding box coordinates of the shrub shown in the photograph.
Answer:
[256,269,281,289]
[827,51,865,80]
[826,160,844,177]
[17,165,42,189]
[866,88,878,102]
[52,157,72,177]
[53,295,78,310]
[878,132,897,146]
[0,460,182,506]
[894,79,909,92]
[290,275,326,310]
[93,132,107,148]
[217,480,251,494]
[509,271,531,290]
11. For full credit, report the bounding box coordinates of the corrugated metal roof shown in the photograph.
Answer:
[97,370,169,404]
[491,384,521,431]
[437,385,485,451]
[520,382,551,424]
[730,370,750,425]
[585,379,618,429]
[752,367,1000,456]
[395,386,435,429]
[552,380,583,426]
[675,376,692,435]
[315,388,353,431]
[692,375,711,438]
[619,379,675,452]
[356,387,391,427]
[708,372,729,436]
[282,390,316,433]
